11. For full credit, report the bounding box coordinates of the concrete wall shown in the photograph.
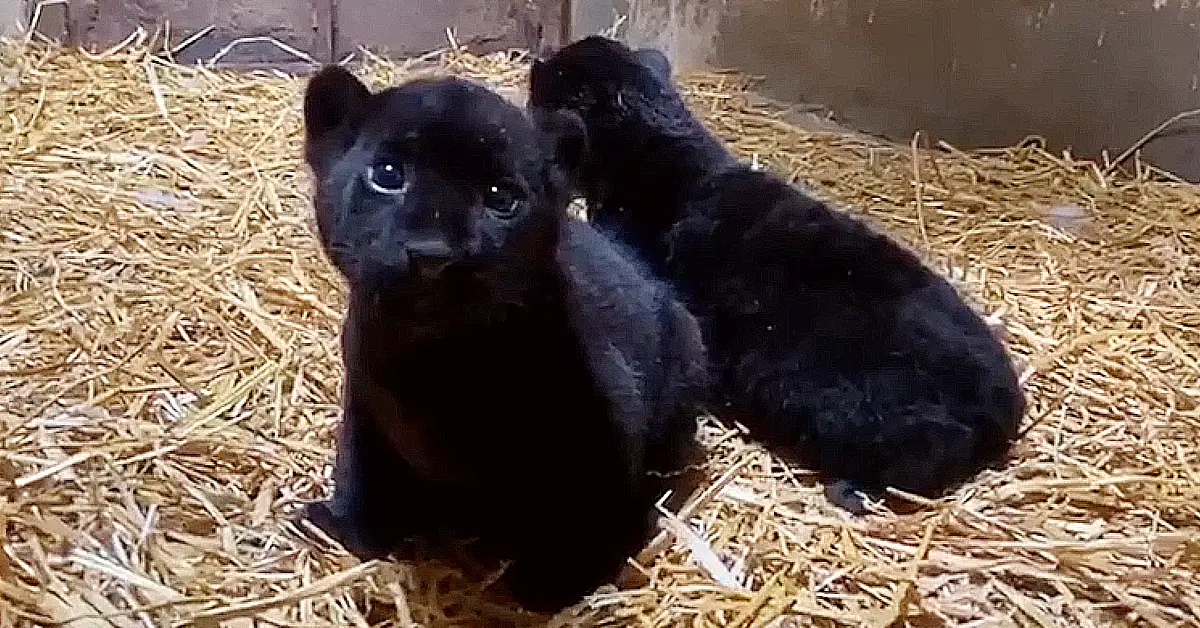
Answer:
[574,0,725,74]
[335,0,566,59]
[574,0,1200,182]
[23,0,566,66]
[18,0,1200,181]
[0,0,20,34]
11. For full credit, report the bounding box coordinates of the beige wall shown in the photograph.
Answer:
[25,0,566,66]
[20,0,1200,181]
[574,0,1200,182]
[334,0,565,59]
[0,0,21,35]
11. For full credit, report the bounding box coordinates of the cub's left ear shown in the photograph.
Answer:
[533,108,588,176]
[303,65,370,144]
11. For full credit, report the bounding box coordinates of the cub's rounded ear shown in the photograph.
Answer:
[304,65,370,142]
[533,108,588,175]
[634,47,672,80]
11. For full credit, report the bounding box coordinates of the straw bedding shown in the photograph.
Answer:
[0,34,1197,628]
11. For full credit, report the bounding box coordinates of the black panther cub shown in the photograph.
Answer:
[527,36,1025,513]
[298,65,709,611]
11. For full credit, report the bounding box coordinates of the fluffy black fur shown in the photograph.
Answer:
[298,66,709,612]
[528,36,1026,513]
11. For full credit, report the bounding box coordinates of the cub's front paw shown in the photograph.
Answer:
[295,500,392,560]
[824,479,876,515]
[504,555,612,614]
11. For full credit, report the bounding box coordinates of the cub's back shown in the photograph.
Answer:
[560,218,709,467]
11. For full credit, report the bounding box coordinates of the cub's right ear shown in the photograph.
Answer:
[634,48,673,81]
[303,65,370,143]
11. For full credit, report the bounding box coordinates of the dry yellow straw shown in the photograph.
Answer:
[0,34,1197,628]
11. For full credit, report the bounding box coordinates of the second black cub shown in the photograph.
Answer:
[528,36,1026,513]
[299,66,708,612]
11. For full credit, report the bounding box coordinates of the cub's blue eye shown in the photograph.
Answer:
[366,161,406,194]
[483,185,521,220]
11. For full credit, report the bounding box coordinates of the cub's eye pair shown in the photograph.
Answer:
[364,160,521,220]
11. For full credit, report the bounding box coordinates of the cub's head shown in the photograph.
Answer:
[303,66,587,299]
[528,35,678,136]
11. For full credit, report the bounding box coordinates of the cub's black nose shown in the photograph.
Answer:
[404,238,454,260]
[404,239,457,278]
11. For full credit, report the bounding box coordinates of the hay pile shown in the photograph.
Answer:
[1,35,1197,628]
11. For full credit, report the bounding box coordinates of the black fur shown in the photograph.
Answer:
[298,66,709,611]
[528,36,1026,513]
